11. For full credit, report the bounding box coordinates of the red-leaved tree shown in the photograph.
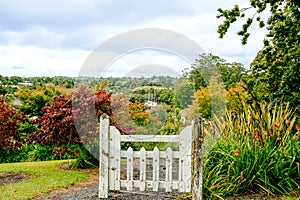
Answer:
[29,95,80,145]
[30,87,132,149]
[0,98,25,152]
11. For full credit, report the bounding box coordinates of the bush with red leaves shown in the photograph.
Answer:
[0,99,25,152]
[30,87,132,148]
[29,95,80,145]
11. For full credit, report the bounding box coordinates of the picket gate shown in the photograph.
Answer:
[98,114,193,198]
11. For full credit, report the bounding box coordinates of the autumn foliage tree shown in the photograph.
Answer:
[188,87,212,119]
[30,87,115,145]
[29,95,80,145]
[226,83,250,112]
[111,94,147,135]
[27,87,124,162]
[129,101,151,126]
[25,87,115,165]
[187,76,226,119]
[94,90,114,119]
[0,99,25,152]
[72,86,100,144]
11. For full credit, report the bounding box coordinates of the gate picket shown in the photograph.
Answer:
[126,147,133,190]
[153,147,160,191]
[139,147,146,191]
[165,147,173,192]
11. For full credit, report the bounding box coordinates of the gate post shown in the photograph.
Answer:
[99,114,110,199]
[192,117,204,200]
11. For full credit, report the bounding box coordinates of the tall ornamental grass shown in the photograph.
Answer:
[203,102,300,199]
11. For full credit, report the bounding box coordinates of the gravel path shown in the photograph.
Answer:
[64,185,179,200]
[39,182,281,200]
[39,183,180,200]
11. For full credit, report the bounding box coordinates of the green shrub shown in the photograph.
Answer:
[69,146,98,169]
[0,149,28,163]
[27,144,79,161]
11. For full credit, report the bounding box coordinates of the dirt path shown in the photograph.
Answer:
[35,171,179,200]
[0,172,28,186]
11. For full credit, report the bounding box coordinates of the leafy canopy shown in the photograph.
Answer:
[217,0,300,114]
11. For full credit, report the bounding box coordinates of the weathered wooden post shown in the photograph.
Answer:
[192,117,204,200]
[99,114,110,199]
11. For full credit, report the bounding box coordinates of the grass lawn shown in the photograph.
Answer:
[0,160,91,200]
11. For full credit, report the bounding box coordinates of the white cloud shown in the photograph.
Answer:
[140,13,266,67]
[0,45,89,77]
[105,50,190,77]
[0,0,269,76]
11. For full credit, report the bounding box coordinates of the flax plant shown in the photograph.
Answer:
[203,102,300,199]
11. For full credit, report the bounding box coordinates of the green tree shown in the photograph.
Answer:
[187,54,247,90]
[188,54,221,90]
[217,62,246,89]
[217,1,300,113]
[173,78,194,109]
[0,86,7,95]
[15,84,72,117]
[8,76,23,85]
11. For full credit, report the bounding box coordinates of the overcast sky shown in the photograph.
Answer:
[0,0,267,77]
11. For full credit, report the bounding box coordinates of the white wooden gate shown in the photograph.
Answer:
[99,114,193,198]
